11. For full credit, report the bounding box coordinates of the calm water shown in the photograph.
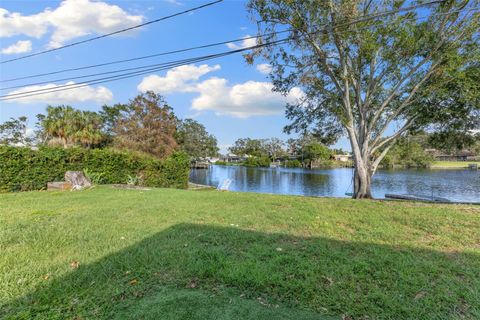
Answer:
[190,165,480,203]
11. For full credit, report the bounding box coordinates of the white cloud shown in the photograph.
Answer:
[256,63,272,75]
[0,8,49,38]
[138,63,304,118]
[165,0,184,5]
[226,35,257,50]
[137,64,220,93]
[4,82,113,104]
[0,0,143,48]
[192,79,303,118]
[0,40,32,54]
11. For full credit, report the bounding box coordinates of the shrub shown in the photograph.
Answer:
[243,156,271,167]
[284,159,302,168]
[83,168,105,184]
[0,146,189,192]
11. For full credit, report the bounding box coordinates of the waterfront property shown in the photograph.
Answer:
[1,187,479,319]
[332,154,352,162]
[426,149,480,162]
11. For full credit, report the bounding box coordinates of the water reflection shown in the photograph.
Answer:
[190,165,480,202]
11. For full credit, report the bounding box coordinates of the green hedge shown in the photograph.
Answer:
[0,146,190,192]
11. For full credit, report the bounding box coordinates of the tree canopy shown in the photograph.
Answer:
[113,91,178,159]
[229,138,268,157]
[0,116,33,146]
[176,119,219,159]
[37,106,105,148]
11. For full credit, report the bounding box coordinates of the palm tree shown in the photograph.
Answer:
[75,111,104,148]
[41,106,84,148]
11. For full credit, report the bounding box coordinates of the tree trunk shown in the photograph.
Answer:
[352,158,373,199]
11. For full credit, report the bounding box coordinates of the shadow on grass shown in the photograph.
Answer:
[2,224,479,319]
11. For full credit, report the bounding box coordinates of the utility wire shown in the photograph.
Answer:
[0,33,286,83]
[2,3,471,100]
[0,0,223,64]
[0,39,290,100]
[0,0,444,83]
[3,1,473,101]
[4,5,477,91]
[0,3,463,100]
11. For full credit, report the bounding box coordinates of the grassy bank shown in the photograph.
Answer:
[431,161,480,169]
[1,187,479,319]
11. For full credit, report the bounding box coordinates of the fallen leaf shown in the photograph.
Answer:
[186,279,198,288]
[414,291,426,300]
[70,260,79,269]
[129,279,138,285]
[322,276,334,286]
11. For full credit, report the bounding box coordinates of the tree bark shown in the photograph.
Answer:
[352,157,373,199]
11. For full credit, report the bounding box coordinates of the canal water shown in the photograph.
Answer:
[190,165,480,203]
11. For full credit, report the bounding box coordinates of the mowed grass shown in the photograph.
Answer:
[1,187,479,319]
[431,161,480,168]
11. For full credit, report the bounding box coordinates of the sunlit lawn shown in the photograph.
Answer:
[431,161,480,168]
[1,187,479,319]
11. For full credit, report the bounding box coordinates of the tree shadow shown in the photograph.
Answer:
[2,224,479,319]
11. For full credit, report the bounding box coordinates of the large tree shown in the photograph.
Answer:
[176,118,219,159]
[229,138,268,157]
[37,106,105,148]
[0,116,33,146]
[248,0,480,198]
[113,91,177,159]
[264,137,287,159]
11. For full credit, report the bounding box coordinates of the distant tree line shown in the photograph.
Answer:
[227,135,335,168]
[0,91,219,160]
[226,131,480,169]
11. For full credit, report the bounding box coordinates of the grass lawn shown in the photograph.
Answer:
[1,187,479,319]
[431,161,480,168]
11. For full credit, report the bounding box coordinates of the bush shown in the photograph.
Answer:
[0,146,189,192]
[243,156,271,167]
[284,159,302,168]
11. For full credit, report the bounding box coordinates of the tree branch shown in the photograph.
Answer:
[370,116,418,155]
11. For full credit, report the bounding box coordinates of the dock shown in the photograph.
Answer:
[191,162,210,169]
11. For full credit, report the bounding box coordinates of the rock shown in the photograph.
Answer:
[65,171,92,189]
[47,181,72,191]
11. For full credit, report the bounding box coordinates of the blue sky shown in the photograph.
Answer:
[0,0,350,152]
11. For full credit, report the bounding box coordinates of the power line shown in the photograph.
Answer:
[0,33,284,84]
[0,3,460,100]
[0,0,223,65]
[0,0,444,83]
[3,1,472,101]
[1,2,467,99]
[4,5,476,91]
[0,39,290,100]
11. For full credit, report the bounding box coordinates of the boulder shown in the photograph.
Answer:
[65,171,92,189]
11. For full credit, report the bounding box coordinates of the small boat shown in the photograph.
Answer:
[385,194,451,203]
